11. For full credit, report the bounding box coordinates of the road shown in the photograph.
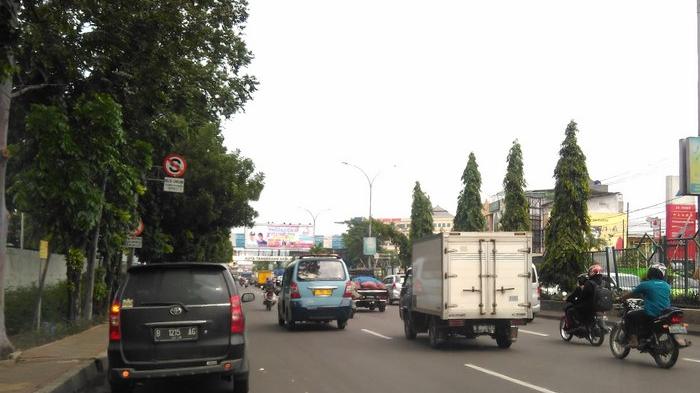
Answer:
[93,288,700,393]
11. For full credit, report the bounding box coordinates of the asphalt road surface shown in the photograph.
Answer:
[93,288,700,393]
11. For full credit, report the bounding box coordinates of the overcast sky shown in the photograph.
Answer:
[223,0,697,236]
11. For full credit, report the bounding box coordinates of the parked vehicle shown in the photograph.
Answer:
[530,264,541,317]
[352,276,388,312]
[108,263,255,393]
[609,298,692,368]
[400,232,533,349]
[559,311,609,346]
[601,272,641,292]
[383,274,405,305]
[671,276,700,297]
[277,255,353,330]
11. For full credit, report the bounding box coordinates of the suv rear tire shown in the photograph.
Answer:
[233,377,249,393]
[109,377,134,393]
[337,319,347,329]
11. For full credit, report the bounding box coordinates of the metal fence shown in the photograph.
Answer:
[588,234,699,308]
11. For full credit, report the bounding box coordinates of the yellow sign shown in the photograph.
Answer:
[39,240,49,259]
[590,213,626,249]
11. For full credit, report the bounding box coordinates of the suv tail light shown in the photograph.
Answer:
[670,314,683,325]
[343,281,354,298]
[230,295,245,334]
[109,301,121,341]
[290,281,301,299]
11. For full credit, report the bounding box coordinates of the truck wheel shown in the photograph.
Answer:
[404,315,417,340]
[379,303,386,312]
[337,319,347,330]
[496,323,513,349]
[428,317,443,348]
[369,305,376,311]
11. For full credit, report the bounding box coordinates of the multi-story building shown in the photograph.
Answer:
[378,206,455,237]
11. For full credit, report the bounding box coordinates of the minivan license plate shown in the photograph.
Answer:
[314,289,332,297]
[153,326,198,342]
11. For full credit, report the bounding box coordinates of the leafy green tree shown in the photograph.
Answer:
[454,152,486,231]
[501,140,530,231]
[540,121,592,291]
[409,182,434,242]
[342,218,409,267]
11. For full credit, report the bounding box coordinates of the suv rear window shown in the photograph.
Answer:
[296,260,346,281]
[123,268,230,306]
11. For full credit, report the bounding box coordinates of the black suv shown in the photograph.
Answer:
[108,263,254,392]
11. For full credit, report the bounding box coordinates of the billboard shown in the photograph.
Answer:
[590,212,626,249]
[244,224,314,249]
[665,175,696,261]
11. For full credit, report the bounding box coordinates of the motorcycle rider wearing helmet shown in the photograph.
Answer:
[619,264,671,348]
[567,265,604,330]
[564,274,588,328]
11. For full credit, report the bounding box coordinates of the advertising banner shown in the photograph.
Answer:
[590,213,626,249]
[665,204,696,261]
[244,224,314,249]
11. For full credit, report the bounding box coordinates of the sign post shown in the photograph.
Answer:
[163,153,187,193]
[363,237,376,256]
[36,240,49,330]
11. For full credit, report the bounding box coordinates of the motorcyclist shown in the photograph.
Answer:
[264,277,275,293]
[619,264,671,348]
[564,274,588,329]
[567,264,604,329]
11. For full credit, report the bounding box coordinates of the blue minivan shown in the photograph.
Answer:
[277,255,353,330]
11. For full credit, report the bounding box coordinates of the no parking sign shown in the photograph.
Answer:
[163,153,187,178]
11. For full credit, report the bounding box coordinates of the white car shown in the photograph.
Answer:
[383,274,405,305]
[531,264,541,315]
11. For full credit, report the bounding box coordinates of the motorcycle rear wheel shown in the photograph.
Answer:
[609,325,630,359]
[559,317,573,342]
[652,335,679,369]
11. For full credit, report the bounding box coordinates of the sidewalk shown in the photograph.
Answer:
[0,324,107,393]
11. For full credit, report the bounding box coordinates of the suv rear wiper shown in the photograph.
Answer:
[140,301,189,312]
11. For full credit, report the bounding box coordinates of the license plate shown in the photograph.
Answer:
[314,289,332,297]
[473,324,494,334]
[669,324,687,334]
[153,326,198,342]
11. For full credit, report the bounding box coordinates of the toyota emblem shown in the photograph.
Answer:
[169,306,183,316]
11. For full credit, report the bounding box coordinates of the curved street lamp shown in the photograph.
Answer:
[342,161,382,268]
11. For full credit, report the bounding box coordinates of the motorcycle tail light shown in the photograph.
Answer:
[670,314,683,325]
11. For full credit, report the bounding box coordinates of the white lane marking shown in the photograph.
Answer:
[465,364,558,393]
[684,358,700,363]
[519,329,549,337]
[361,328,392,340]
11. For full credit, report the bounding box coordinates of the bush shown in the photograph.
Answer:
[4,281,70,336]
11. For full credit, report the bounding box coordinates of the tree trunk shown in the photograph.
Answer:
[35,253,52,331]
[82,177,107,320]
[0,73,16,358]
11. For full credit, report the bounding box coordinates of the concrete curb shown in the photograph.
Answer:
[34,352,106,393]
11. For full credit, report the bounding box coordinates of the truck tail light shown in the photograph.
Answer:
[109,301,121,341]
[290,281,301,299]
[231,295,245,334]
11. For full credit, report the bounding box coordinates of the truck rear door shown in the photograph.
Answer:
[446,233,532,320]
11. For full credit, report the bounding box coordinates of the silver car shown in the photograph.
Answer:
[383,274,405,305]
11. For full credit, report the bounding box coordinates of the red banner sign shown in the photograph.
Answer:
[665,204,696,261]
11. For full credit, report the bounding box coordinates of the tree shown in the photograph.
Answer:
[540,121,592,291]
[454,152,486,232]
[501,140,530,231]
[341,218,409,268]
[409,182,433,242]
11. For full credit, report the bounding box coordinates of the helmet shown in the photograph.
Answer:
[577,274,588,286]
[587,264,603,278]
[647,264,666,280]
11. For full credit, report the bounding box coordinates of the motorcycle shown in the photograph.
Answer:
[559,310,609,346]
[263,289,277,311]
[609,298,692,369]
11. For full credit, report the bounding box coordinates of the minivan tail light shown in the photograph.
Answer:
[109,301,121,341]
[230,295,245,334]
[343,281,354,298]
[290,281,301,299]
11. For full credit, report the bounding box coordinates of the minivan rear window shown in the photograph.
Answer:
[296,260,346,281]
[123,268,230,306]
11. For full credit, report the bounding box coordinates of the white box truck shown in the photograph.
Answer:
[399,232,533,348]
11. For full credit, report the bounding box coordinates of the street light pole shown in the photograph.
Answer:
[300,207,330,240]
[342,162,380,269]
